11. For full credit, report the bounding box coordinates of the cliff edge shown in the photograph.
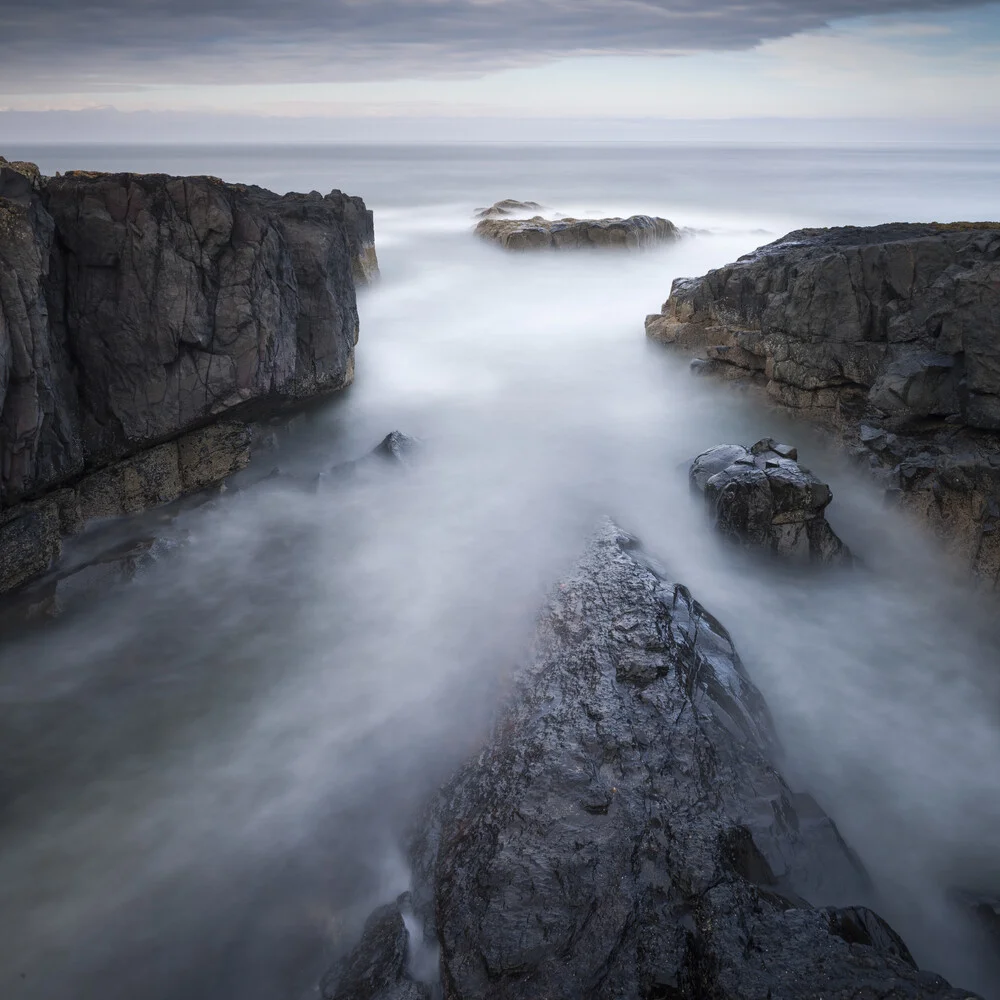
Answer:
[0,156,377,594]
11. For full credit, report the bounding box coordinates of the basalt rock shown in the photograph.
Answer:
[476,212,678,251]
[328,522,976,1000]
[690,439,852,564]
[645,223,1000,587]
[0,159,377,595]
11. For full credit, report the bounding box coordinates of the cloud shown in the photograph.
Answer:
[0,0,994,92]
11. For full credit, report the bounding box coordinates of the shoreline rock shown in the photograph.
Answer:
[476,210,678,251]
[323,522,978,1000]
[690,440,853,565]
[0,157,377,596]
[646,223,1000,588]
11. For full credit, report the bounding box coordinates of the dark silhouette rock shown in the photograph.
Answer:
[690,440,852,564]
[328,522,976,1000]
[476,212,678,250]
[0,160,376,594]
[646,223,1000,587]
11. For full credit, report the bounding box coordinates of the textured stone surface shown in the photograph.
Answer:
[0,161,375,594]
[646,223,1000,586]
[328,523,977,1000]
[476,212,678,250]
[690,439,852,564]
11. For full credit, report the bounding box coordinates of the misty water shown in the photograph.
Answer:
[2,143,1000,999]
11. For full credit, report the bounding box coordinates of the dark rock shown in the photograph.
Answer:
[322,431,421,488]
[645,223,1000,587]
[476,212,679,250]
[329,522,976,1000]
[373,431,419,465]
[320,898,430,1000]
[0,162,376,594]
[690,441,851,564]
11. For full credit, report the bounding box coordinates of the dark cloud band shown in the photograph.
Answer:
[0,0,990,91]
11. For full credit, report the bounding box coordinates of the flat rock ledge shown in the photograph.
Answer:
[646,223,1000,588]
[321,521,977,1000]
[476,211,679,250]
[0,156,377,598]
[691,439,852,565]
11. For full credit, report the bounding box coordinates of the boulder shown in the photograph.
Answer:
[320,898,430,1000]
[476,212,678,250]
[0,161,377,595]
[645,223,1000,587]
[473,199,544,220]
[324,522,976,1000]
[690,440,851,564]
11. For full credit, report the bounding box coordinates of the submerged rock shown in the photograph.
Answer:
[645,222,1000,587]
[326,522,975,1000]
[0,161,377,596]
[476,212,678,250]
[473,199,544,219]
[690,440,852,565]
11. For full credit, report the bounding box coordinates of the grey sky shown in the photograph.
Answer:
[1,0,995,90]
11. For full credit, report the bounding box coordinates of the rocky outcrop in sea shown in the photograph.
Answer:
[321,521,978,1000]
[475,203,678,250]
[0,156,377,597]
[646,223,1000,588]
[690,439,852,564]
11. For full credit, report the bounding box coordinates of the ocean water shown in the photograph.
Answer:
[1,142,1000,999]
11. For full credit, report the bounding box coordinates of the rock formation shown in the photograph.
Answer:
[646,223,1000,587]
[0,155,377,596]
[322,522,977,1000]
[476,211,678,250]
[690,439,852,564]
[474,199,544,220]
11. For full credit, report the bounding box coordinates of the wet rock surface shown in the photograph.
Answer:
[690,439,852,564]
[476,211,678,250]
[0,159,377,594]
[328,522,976,1000]
[645,223,1000,587]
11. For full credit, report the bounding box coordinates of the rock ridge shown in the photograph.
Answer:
[322,522,979,1000]
[0,156,377,594]
[646,223,1000,587]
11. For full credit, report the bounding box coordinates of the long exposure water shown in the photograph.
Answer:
[2,143,1000,999]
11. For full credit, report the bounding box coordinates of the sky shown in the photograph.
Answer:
[1,0,999,141]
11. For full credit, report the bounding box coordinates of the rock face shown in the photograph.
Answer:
[325,522,976,1000]
[690,439,852,564]
[476,212,678,250]
[646,223,1000,587]
[0,157,377,595]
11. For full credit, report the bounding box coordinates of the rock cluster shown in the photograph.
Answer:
[322,522,977,1000]
[646,223,1000,587]
[0,157,377,596]
[476,209,678,250]
[690,439,852,564]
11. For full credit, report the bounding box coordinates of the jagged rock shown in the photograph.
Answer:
[476,212,678,250]
[330,522,976,1000]
[645,223,1000,587]
[690,440,851,564]
[473,199,544,220]
[0,161,376,595]
[320,898,430,1000]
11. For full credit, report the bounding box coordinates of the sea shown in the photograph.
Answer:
[1,142,999,999]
